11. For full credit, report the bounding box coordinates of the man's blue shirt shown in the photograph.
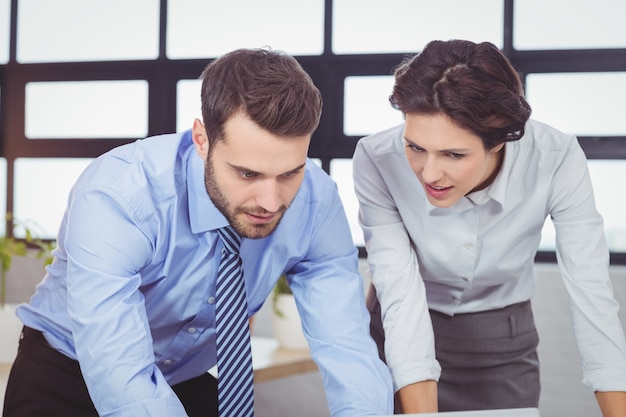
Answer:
[17,130,393,417]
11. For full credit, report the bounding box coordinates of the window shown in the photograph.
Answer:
[25,81,149,139]
[176,79,202,132]
[2,0,626,263]
[333,0,504,54]
[0,0,9,64]
[526,72,626,136]
[13,158,93,238]
[343,76,403,136]
[166,0,325,58]
[17,0,160,63]
[514,0,626,50]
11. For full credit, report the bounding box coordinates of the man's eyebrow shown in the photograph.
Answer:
[228,162,307,175]
[228,163,259,175]
[285,163,306,173]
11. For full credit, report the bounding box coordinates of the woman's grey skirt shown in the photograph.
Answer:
[367,286,540,412]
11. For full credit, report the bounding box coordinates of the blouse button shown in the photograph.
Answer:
[188,327,197,334]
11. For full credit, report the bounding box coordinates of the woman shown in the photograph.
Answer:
[353,39,626,416]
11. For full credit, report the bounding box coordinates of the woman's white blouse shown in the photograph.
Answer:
[353,118,626,393]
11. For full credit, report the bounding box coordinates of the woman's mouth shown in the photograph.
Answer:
[425,183,452,199]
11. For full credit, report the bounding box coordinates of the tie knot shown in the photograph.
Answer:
[217,226,242,254]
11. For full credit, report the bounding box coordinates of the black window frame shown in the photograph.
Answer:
[1,0,625,263]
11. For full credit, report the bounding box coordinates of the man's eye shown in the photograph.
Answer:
[240,171,256,178]
[282,170,299,178]
[447,152,465,159]
[406,143,423,152]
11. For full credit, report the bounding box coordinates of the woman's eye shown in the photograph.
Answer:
[447,152,465,159]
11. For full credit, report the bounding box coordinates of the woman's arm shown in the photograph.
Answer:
[596,391,626,417]
[396,380,438,414]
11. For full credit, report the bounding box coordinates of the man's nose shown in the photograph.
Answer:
[255,179,281,213]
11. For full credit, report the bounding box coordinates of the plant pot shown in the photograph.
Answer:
[271,294,308,350]
[0,304,22,363]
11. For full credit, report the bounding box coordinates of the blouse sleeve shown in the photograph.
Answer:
[353,139,441,392]
[549,138,626,392]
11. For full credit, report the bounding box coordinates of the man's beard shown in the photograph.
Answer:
[204,159,288,239]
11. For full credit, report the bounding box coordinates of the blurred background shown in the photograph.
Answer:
[1,1,625,416]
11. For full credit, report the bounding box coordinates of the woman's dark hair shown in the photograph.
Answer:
[390,39,532,150]
[200,48,322,147]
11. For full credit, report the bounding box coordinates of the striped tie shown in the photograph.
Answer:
[215,227,254,417]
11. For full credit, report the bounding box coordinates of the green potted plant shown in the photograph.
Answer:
[271,275,308,350]
[272,274,292,317]
[0,214,54,363]
[0,214,54,309]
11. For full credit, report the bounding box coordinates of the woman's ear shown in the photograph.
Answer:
[191,118,209,158]
[490,143,505,154]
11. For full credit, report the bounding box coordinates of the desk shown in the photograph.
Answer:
[375,408,540,417]
[208,336,317,383]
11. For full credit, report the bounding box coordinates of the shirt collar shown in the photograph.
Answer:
[184,131,229,234]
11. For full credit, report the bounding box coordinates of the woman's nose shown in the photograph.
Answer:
[421,157,442,183]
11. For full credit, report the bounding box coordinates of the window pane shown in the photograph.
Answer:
[514,0,626,50]
[538,219,555,252]
[539,160,626,253]
[329,159,364,247]
[167,0,324,59]
[26,81,149,139]
[526,72,626,137]
[333,0,503,54]
[344,76,404,136]
[0,0,9,64]
[13,158,93,239]
[177,79,202,133]
[589,160,626,252]
[17,0,159,63]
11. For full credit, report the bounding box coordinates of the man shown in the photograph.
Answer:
[3,48,393,417]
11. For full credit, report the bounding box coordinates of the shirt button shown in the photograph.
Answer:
[188,327,197,334]
[464,243,473,250]
[207,296,215,304]
[164,359,172,365]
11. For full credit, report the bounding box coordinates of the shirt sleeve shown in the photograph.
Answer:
[352,139,441,393]
[64,187,188,416]
[549,139,626,392]
[287,176,394,417]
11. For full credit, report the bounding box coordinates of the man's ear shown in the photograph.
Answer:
[192,118,209,158]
